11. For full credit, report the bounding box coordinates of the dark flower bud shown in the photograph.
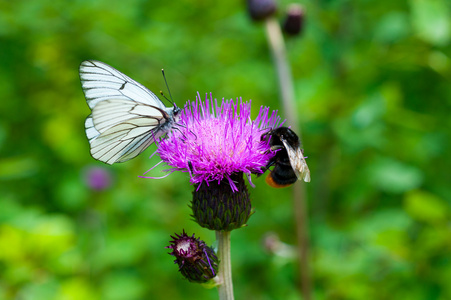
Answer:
[167,231,219,283]
[191,172,253,231]
[247,0,277,21]
[282,4,305,36]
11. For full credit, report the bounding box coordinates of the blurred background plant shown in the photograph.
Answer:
[0,0,450,299]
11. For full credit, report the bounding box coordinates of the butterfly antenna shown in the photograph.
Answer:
[160,90,171,103]
[161,69,176,107]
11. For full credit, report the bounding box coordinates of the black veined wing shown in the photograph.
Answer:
[79,60,181,164]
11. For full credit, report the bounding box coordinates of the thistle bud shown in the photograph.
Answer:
[247,0,277,21]
[191,172,252,231]
[167,231,219,283]
[282,4,305,36]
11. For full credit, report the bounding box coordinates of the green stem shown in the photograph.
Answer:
[264,16,312,300]
[264,17,299,129]
[216,230,234,300]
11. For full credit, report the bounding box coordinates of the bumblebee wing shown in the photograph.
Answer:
[281,139,311,183]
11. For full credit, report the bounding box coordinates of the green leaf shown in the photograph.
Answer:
[404,190,448,223]
[410,0,451,46]
[367,157,424,194]
[374,12,410,43]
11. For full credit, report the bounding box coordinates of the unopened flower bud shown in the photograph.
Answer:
[247,0,277,21]
[282,4,305,36]
[167,231,219,283]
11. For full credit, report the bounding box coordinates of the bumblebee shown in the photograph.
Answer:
[261,127,310,188]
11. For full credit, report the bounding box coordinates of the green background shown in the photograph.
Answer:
[1,0,450,299]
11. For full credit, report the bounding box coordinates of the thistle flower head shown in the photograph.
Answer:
[167,231,218,283]
[156,93,282,192]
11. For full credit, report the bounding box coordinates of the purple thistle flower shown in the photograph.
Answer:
[152,93,282,192]
[143,93,283,231]
[83,166,113,191]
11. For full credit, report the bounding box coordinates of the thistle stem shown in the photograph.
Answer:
[264,17,298,129]
[216,230,234,300]
[264,16,312,300]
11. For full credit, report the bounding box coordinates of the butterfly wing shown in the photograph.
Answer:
[80,60,173,164]
[86,99,169,164]
[280,138,311,183]
[80,60,166,109]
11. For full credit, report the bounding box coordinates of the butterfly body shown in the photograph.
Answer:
[261,127,310,187]
[80,60,181,164]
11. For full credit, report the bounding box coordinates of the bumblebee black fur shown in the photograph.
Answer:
[261,127,303,188]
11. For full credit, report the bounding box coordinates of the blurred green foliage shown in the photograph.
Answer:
[1,0,450,299]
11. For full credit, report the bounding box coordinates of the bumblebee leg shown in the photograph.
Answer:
[270,145,283,151]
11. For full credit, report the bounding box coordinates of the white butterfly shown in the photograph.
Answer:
[79,60,181,164]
